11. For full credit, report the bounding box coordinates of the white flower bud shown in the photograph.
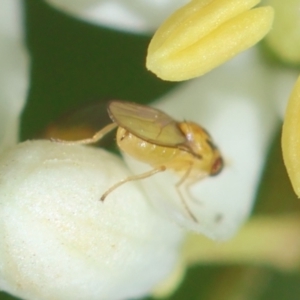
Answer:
[0,140,183,300]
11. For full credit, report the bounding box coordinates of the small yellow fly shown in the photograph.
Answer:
[59,100,223,222]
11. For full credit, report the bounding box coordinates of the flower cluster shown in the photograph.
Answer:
[1,0,300,299]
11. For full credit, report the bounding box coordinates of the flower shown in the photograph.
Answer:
[44,0,189,33]
[0,140,183,300]
[1,0,300,300]
[0,0,29,153]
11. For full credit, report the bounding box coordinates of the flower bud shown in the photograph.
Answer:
[0,140,183,300]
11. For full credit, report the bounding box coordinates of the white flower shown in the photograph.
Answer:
[0,140,183,300]
[44,0,188,32]
[0,0,29,153]
[1,0,300,299]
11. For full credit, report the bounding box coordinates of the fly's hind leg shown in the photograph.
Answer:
[175,163,198,223]
[101,166,166,201]
[52,122,118,145]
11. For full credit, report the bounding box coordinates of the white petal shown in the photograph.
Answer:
[123,48,280,240]
[45,0,188,32]
[0,0,29,153]
[0,140,183,300]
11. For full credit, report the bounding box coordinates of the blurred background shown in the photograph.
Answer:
[1,1,300,299]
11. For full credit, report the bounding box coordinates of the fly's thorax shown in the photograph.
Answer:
[116,127,180,167]
[178,122,223,176]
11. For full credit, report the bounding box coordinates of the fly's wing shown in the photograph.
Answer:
[41,102,113,145]
[108,100,187,147]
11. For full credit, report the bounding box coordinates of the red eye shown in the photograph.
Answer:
[210,157,223,176]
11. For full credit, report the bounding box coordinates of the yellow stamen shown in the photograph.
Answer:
[146,0,274,81]
[282,76,300,197]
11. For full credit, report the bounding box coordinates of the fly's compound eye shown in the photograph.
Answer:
[210,156,223,176]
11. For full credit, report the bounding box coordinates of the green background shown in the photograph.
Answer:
[1,1,300,299]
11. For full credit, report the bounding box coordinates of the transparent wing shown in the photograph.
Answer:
[108,100,187,146]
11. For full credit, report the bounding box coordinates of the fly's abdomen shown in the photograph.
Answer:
[116,127,179,167]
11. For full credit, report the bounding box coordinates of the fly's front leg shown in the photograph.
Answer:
[101,165,166,201]
[184,174,207,205]
[51,123,118,145]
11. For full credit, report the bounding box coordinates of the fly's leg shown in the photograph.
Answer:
[101,166,166,201]
[52,122,118,145]
[175,163,198,222]
[185,175,207,205]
